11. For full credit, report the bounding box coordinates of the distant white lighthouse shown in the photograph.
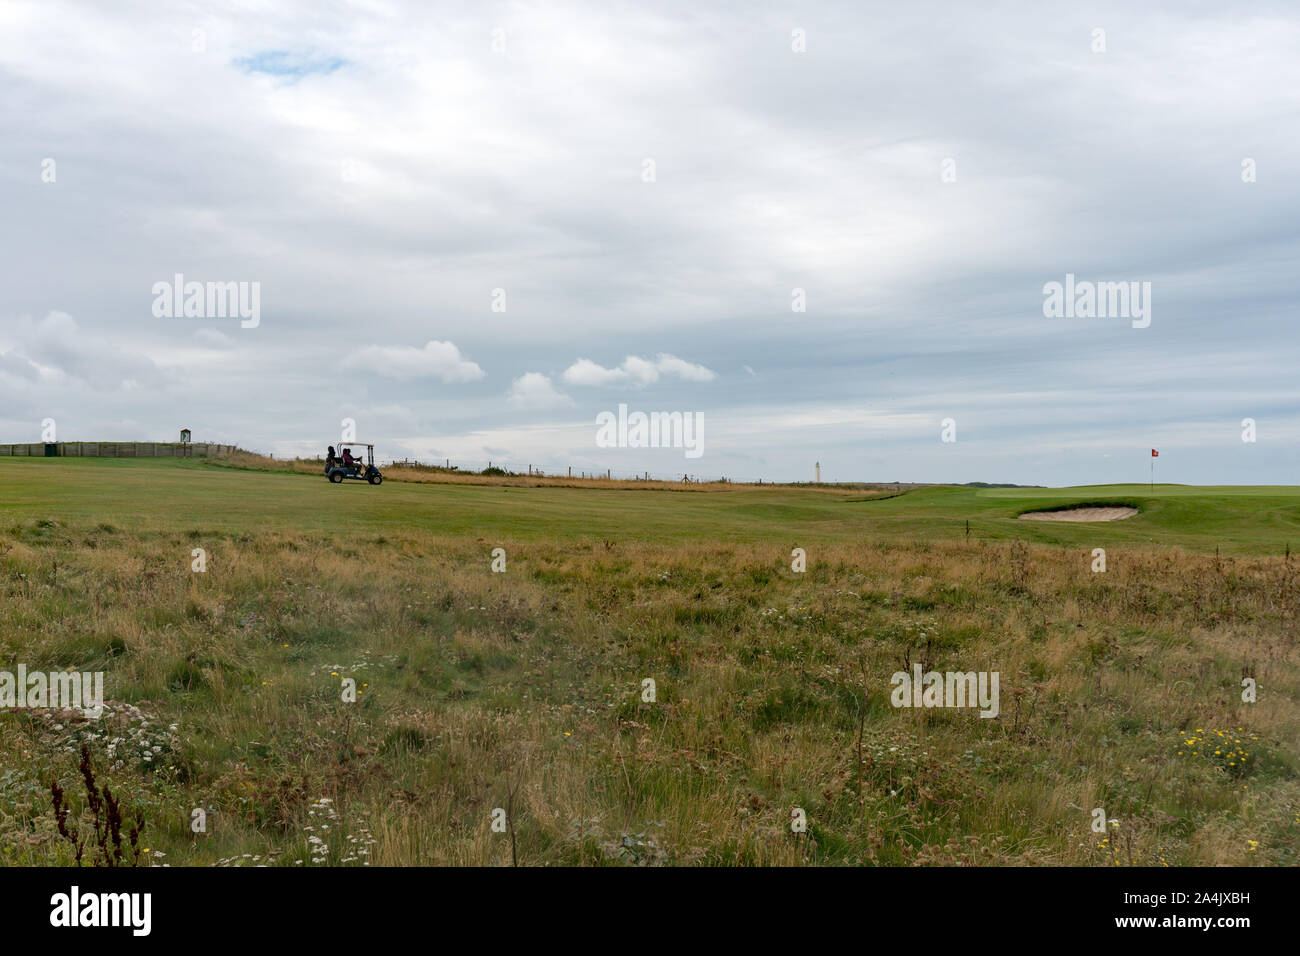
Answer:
[815,461,821,483]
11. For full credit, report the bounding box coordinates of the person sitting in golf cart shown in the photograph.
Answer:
[341,446,360,470]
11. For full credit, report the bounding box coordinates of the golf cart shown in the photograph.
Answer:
[325,443,383,485]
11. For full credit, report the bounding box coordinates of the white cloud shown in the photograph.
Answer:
[355,340,484,382]
[561,353,716,387]
[655,354,715,382]
[1,312,163,390]
[560,358,626,387]
[507,372,573,408]
[0,347,39,381]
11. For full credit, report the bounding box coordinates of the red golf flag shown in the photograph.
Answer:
[1151,449,1158,457]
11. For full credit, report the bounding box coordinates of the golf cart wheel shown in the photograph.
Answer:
[330,471,344,483]
[369,473,383,485]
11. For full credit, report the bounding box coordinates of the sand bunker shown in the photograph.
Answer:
[1019,506,1138,522]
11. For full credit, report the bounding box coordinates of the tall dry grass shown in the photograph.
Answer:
[1,522,1295,866]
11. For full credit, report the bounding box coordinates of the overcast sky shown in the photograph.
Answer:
[3,1,1298,484]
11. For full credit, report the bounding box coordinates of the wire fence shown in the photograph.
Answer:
[382,457,745,484]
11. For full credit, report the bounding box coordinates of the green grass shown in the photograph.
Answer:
[0,456,1296,867]
[2,458,1300,555]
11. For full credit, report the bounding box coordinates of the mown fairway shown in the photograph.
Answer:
[3,457,1300,553]
[1,457,1297,866]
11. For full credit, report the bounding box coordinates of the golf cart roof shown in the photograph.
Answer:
[338,442,373,448]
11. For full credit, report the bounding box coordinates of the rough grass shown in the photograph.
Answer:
[1,512,1296,866]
